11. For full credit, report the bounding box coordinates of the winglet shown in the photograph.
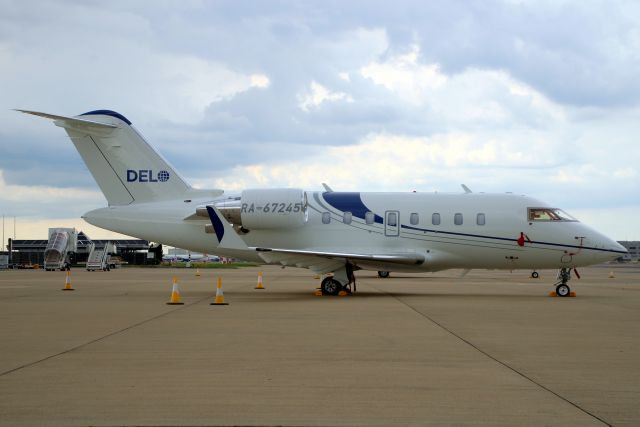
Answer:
[205,206,250,250]
[322,182,333,192]
[461,184,472,194]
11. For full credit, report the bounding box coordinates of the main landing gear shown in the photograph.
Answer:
[554,267,573,297]
[320,263,357,296]
[320,276,343,296]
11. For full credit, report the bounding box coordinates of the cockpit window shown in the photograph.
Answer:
[528,208,577,222]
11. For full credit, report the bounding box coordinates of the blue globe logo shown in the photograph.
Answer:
[157,170,170,182]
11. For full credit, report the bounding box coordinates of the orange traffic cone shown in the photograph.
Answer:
[255,272,265,289]
[210,277,229,305]
[166,277,184,305]
[62,270,74,291]
[608,271,615,279]
[196,268,201,277]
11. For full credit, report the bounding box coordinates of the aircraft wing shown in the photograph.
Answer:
[253,247,425,274]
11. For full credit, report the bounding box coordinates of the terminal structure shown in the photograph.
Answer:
[2,230,158,269]
[618,241,640,262]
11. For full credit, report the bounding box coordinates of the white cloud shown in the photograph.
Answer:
[0,169,101,203]
[209,130,559,191]
[2,2,639,241]
[298,81,354,112]
[151,54,270,123]
[361,44,448,105]
[8,217,133,240]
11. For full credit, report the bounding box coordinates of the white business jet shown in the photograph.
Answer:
[18,110,627,296]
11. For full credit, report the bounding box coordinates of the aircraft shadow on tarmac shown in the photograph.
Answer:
[225,289,556,302]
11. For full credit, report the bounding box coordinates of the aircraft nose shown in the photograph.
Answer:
[609,239,628,255]
[598,237,627,262]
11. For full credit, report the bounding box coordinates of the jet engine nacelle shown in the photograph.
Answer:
[239,188,308,229]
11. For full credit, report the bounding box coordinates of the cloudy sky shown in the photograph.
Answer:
[1,0,639,241]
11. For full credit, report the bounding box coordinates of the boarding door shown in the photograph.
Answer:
[385,211,400,237]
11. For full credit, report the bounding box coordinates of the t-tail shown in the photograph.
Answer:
[16,109,200,205]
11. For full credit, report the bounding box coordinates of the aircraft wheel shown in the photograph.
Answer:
[531,271,539,279]
[556,283,570,297]
[378,271,390,278]
[321,277,342,296]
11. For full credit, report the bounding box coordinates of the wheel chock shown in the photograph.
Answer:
[548,291,577,297]
[338,290,349,296]
[314,290,323,296]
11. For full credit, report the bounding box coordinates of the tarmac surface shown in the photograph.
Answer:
[0,264,639,426]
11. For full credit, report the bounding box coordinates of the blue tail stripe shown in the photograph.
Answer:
[80,110,132,125]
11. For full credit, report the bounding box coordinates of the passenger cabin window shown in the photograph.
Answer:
[343,211,352,224]
[528,208,577,222]
[477,213,486,226]
[432,213,441,225]
[387,212,397,226]
[410,213,419,225]
[454,213,463,225]
[365,211,374,225]
[322,212,331,224]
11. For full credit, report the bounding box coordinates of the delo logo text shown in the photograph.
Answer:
[127,170,170,182]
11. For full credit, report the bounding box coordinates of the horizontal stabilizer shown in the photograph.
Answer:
[15,110,118,130]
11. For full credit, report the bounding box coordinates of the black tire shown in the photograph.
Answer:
[531,271,539,279]
[378,271,390,278]
[556,283,570,297]
[321,277,342,296]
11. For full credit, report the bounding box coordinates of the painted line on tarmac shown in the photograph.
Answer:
[0,292,217,378]
[366,283,612,427]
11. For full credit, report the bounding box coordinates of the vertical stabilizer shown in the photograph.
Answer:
[17,109,191,205]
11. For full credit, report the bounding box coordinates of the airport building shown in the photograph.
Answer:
[3,230,159,269]
[619,241,639,262]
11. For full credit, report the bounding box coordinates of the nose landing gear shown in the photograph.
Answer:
[554,267,575,297]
